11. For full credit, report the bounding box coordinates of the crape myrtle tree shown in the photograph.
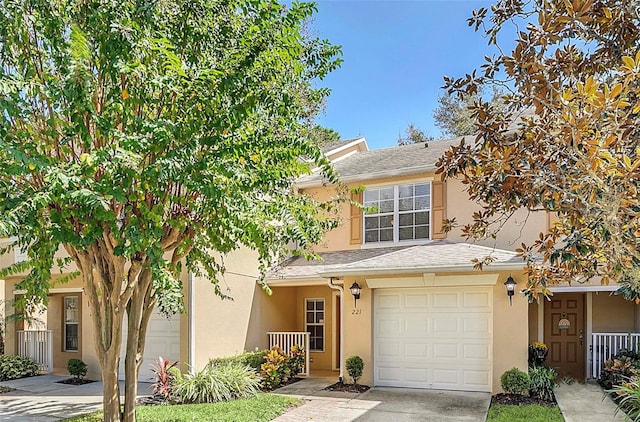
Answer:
[0,0,343,420]
[436,0,640,301]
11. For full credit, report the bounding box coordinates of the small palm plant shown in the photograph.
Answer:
[150,356,179,403]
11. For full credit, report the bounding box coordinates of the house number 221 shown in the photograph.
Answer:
[352,309,362,315]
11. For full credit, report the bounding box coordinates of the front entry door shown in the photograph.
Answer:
[544,293,585,380]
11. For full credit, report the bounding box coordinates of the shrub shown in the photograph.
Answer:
[600,349,640,390]
[67,358,88,381]
[610,377,640,421]
[345,356,364,385]
[287,345,305,377]
[208,349,267,372]
[529,366,558,401]
[260,347,291,390]
[500,367,530,394]
[150,356,179,403]
[173,362,260,404]
[0,355,40,381]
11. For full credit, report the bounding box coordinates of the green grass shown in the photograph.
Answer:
[486,403,564,422]
[63,393,300,422]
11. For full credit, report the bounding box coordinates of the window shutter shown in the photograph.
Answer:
[431,181,447,239]
[350,191,363,244]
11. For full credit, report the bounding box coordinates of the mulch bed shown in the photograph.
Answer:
[0,386,15,394]
[491,393,556,406]
[57,378,97,386]
[323,381,370,393]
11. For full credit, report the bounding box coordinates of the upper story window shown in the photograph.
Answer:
[363,182,431,244]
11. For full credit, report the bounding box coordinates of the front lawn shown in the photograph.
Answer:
[486,403,564,422]
[64,393,300,422]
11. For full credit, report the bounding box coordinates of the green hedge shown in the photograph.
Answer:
[208,349,267,372]
[0,355,40,381]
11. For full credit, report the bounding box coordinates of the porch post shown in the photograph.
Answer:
[327,278,344,381]
[586,292,593,378]
[46,330,53,373]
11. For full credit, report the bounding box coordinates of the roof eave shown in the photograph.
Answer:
[296,164,438,189]
[316,262,525,278]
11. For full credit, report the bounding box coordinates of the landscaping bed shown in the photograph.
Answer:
[491,392,556,407]
[57,378,97,386]
[0,385,15,394]
[323,381,370,393]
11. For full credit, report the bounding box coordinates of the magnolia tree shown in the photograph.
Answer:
[437,0,640,301]
[0,1,343,420]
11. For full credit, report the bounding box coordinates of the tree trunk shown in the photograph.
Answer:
[123,270,154,422]
[100,346,122,422]
[123,313,140,422]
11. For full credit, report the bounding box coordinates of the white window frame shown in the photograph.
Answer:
[305,298,325,353]
[363,181,432,245]
[64,296,79,352]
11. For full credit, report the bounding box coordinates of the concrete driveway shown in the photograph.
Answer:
[0,374,152,421]
[273,378,490,421]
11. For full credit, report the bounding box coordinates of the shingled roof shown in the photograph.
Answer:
[266,241,522,281]
[298,135,466,187]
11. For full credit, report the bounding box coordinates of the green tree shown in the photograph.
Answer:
[437,0,640,301]
[432,88,504,137]
[0,1,341,420]
[308,124,341,149]
[397,123,433,145]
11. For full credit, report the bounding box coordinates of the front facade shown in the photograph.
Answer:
[2,137,639,392]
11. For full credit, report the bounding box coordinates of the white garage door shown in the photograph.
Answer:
[374,287,492,392]
[119,309,181,382]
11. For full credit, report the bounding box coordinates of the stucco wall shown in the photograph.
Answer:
[592,293,636,332]
[302,176,549,255]
[446,179,547,251]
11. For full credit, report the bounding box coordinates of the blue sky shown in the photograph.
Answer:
[309,1,508,149]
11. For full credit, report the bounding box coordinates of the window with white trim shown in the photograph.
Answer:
[305,298,324,352]
[64,296,79,352]
[364,182,431,244]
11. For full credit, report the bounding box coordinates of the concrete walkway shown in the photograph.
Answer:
[555,382,626,422]
[272,377,491,421]
[0,374,152,421]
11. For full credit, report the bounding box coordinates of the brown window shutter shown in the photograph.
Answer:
[431,181,446,239]
[350,191,363,245]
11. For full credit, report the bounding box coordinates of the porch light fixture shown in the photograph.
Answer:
[349,282,361,307]
[504,275,517,306]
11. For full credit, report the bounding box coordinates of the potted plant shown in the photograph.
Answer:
[528,342,549,367]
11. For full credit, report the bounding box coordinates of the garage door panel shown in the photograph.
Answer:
[375,287,492,392]
[405,319,429,335]
[464,344,490,359]
[405,343,429,358]
[464,291,491,308]
[405,293,429,308]
[378,294,402,308]
[119,310,180,381]
[463,316,491,334]
[432,292,459,308]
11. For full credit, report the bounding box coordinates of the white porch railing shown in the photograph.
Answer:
[17,330,53,373]
[267,331,310,376]
[591,333,640,379]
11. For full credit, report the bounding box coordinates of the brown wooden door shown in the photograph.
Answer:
[544,293,585,380]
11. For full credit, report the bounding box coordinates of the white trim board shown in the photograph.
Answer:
[549,286,617,293]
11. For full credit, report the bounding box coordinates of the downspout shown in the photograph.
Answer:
[327,277,344,382]
[188,271,195,374]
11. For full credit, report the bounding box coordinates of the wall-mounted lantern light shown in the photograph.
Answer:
[349,281,361,307]
[504,275,517,306]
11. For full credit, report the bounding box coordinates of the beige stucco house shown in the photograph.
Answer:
[2,136,639,392]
